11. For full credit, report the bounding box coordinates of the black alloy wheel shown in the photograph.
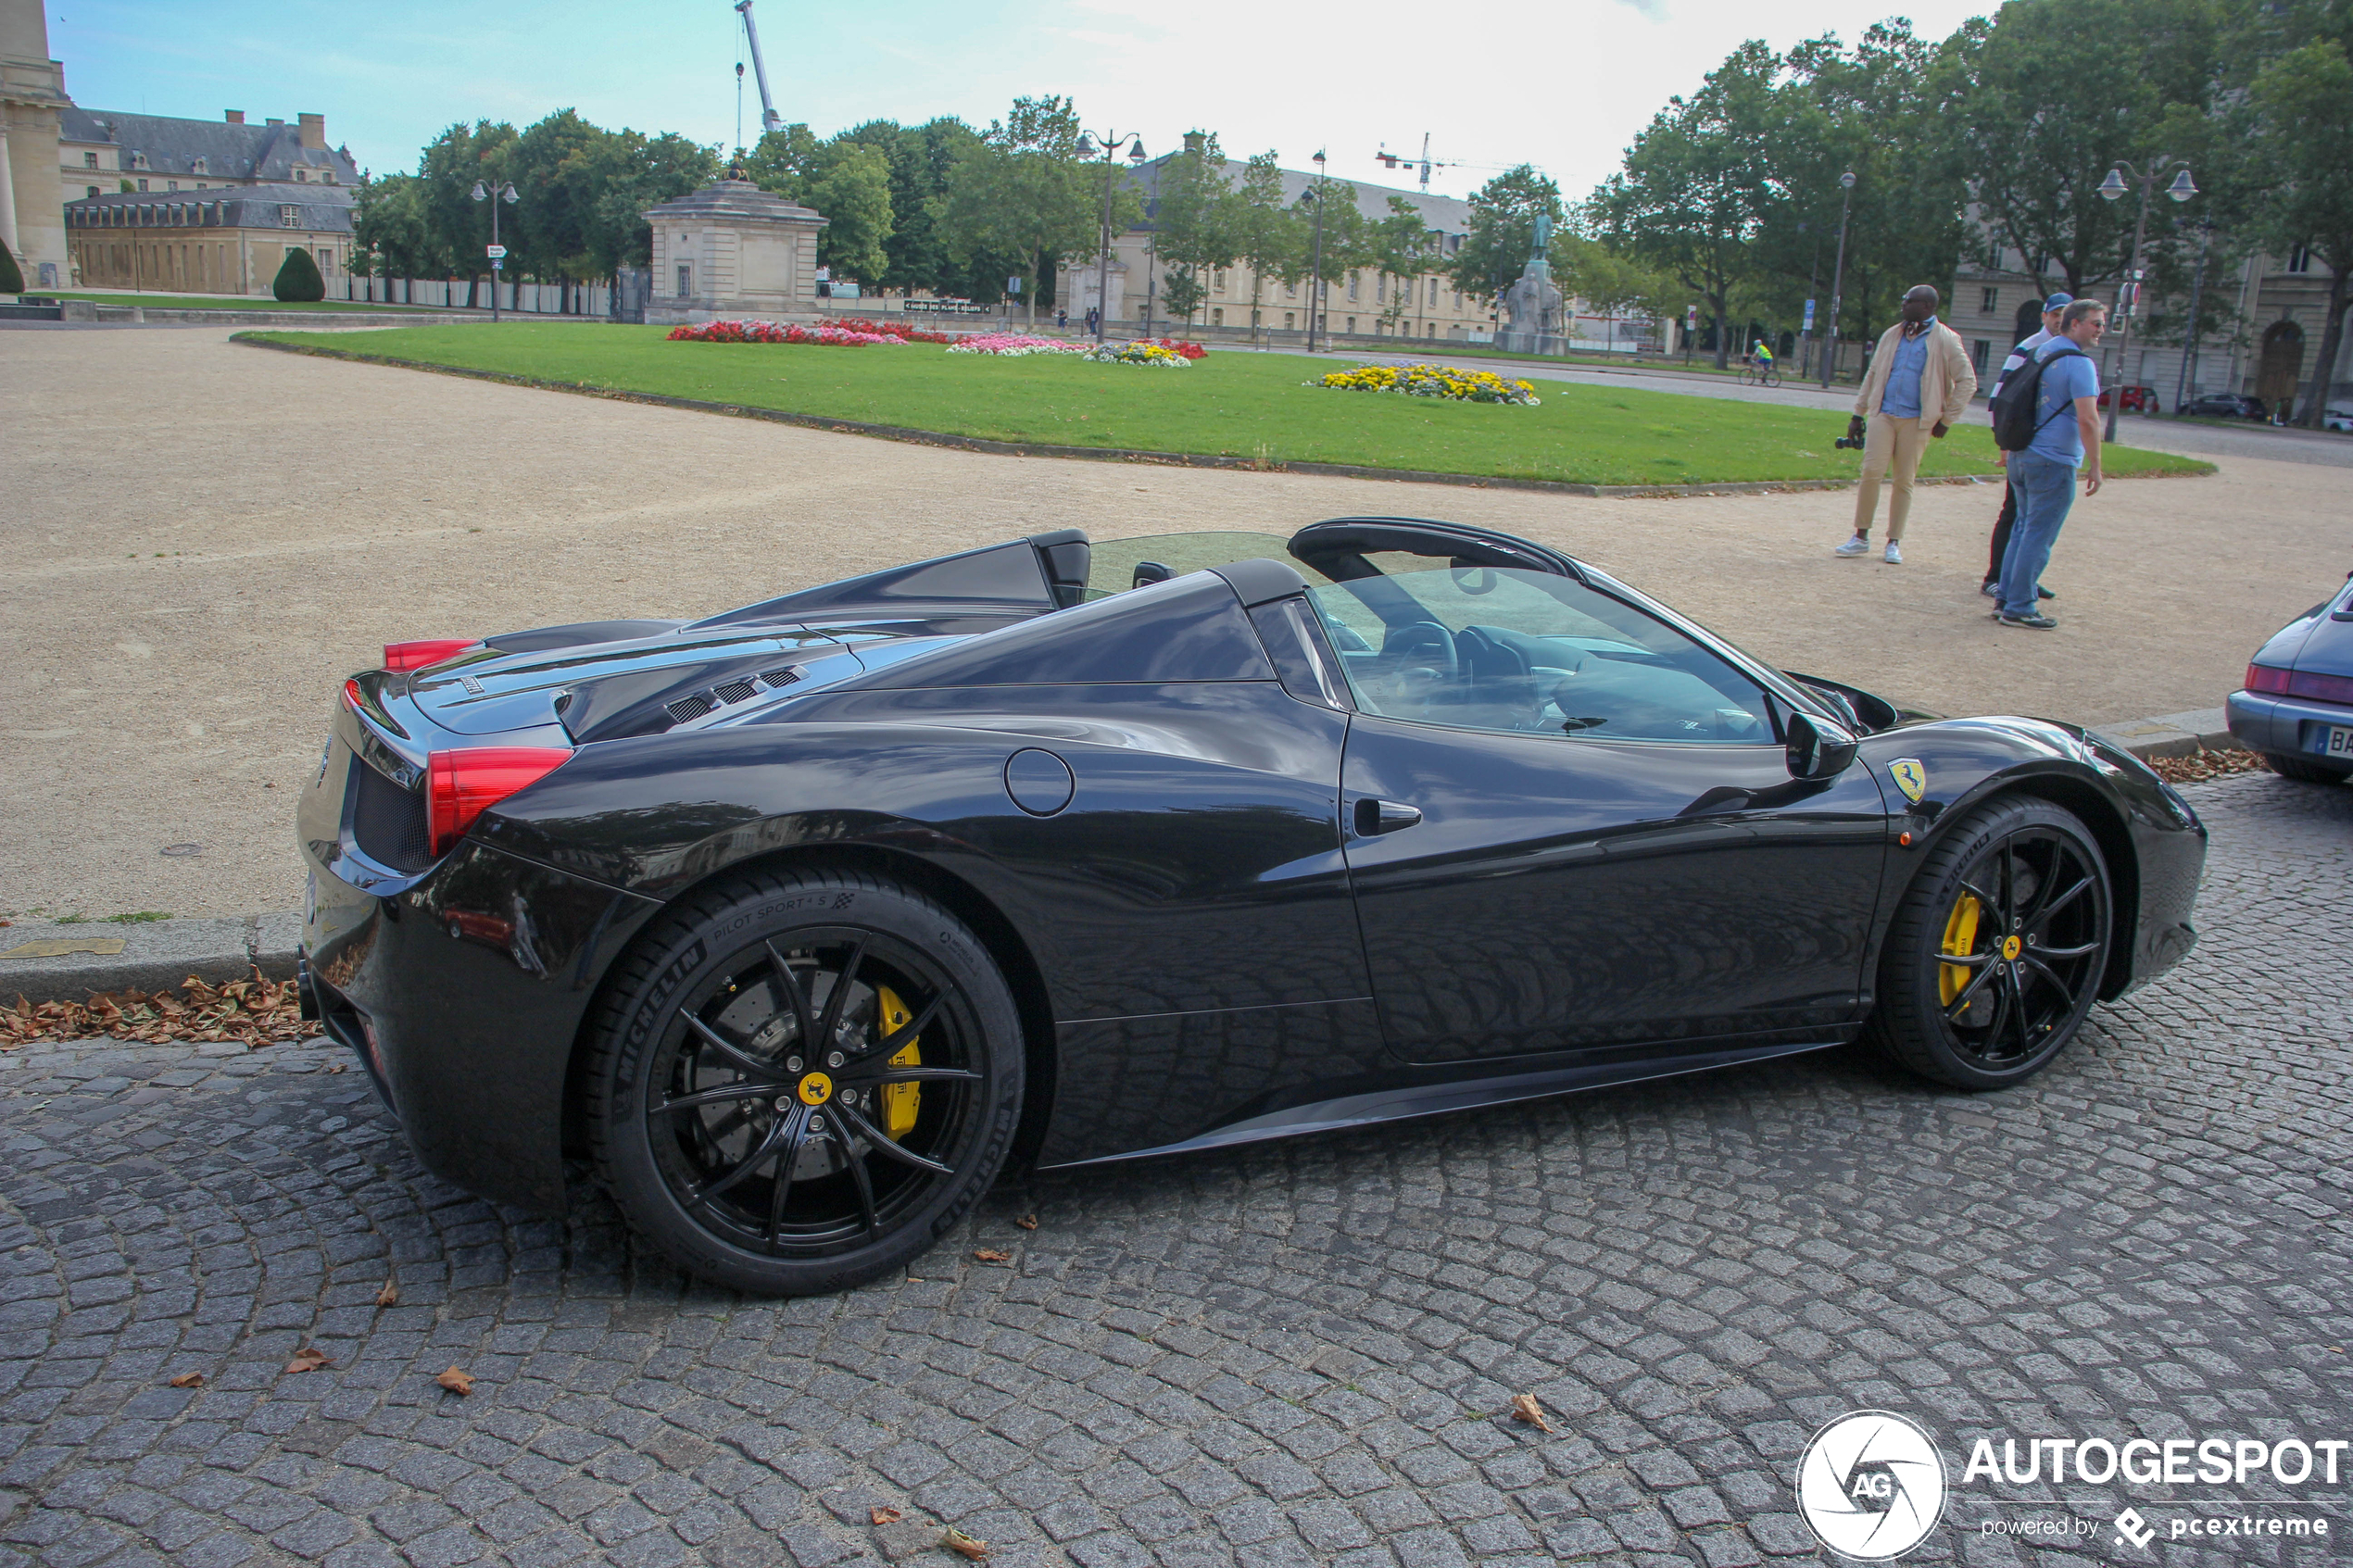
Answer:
[1868,797,2112,1089]
[585,869,1024,1295]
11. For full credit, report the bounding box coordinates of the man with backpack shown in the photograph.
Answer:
[1979,292,2072,600]
[1832,285,1977,565]
[1990,298,2108,629]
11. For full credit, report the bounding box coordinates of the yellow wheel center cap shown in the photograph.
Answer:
[2001,935,2022,960]
[797,1072,834,1107]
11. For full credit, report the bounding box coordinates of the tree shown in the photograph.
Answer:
[1369,196,1434,335]
[1230,152,1301,343]
[351,171,441,279]
[746,127,895,283]
[1150,131,1236,328]
[0,245,22,295]
[2243,35,2353,425]
[1294,179,1367,336]
[272,245,325,301]
[832,118,993,297]
[1450,166,1562,303]
[1945,0,2222,299]
[1591,41,1785,367]
[933,96,1123,325]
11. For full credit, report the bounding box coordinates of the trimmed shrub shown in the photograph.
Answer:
[0,246,23,295]
[271,247,325,302]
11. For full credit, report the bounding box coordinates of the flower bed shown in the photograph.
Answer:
[1085,339,1196,367]
[947,333,1088,357]
[827,316,957,345]
[1317,363,1540,405]
[667,320,909,346]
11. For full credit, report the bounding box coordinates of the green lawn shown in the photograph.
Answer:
[243,323,2212,487]
[33,290,450,313]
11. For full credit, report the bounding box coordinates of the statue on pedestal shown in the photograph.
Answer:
[1497,212,1566,356]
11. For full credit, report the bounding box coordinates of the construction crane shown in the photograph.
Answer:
[736,0,781,134]
[1374,134,1537,192]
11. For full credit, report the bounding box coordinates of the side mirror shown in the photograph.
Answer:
[1785,709,1858,780]
[1131,560,1174,589]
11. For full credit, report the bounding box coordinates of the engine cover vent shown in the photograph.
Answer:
[664,693,716,724]
[759,668,799,688]
[713,680,759,705]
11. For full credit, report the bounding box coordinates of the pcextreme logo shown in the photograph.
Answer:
[1794,1411,1948,1560]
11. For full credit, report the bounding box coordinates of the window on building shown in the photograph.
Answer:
[1971,339,1989,375]
[168,181,179,192]
[1427,322,1437,337]
[137,179,148,192]
[130,152,147,169]
[2287,246,2312,274]
[279,204,298,227]
[1283,311,1295,330]
[195,182,206,190]
[1428,278,1439,307]
[1981,286,1998,314]
[1213,269,1227,293]
[318,247,333,274]
[1211,307,1224,326]
[1347,271,1360,302]
[82,151,97,169]
[324,171,338,184]
[85,185,98,198]
[678,262,693,297]
[192,157,208,175]
[1345,316,1356,334]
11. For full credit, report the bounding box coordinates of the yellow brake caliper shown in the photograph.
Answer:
[1939,894,1983,1007]
[875,985,921,1139]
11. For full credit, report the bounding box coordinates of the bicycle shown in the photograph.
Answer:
[1741,361,1782,388]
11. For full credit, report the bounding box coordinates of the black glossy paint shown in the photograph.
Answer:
[296,519,2208,1216]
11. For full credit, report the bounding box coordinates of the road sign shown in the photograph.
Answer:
[1685,307,1699,331]
[1008,275,1022,295]
[1803,298,1816,331]
[485,245,507,259]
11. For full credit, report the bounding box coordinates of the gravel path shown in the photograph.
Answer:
[0,326,2333,919]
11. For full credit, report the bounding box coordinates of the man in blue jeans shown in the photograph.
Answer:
[1997,299,2107,629]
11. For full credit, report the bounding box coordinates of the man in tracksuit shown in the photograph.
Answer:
[1979,292,2072,599]
[1833,285,1979,566]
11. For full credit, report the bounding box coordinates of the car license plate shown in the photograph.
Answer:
[2315,724,2353,759]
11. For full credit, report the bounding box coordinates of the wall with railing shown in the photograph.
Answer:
[329,276,614,315]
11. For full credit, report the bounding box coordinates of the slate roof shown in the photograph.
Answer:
[642,179,826,227]
[1124,156,1473,244]
[64,182,354,234]
[59,107,359,186]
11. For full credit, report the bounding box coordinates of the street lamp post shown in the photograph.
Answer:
[472,179,517,320]
[2096,158,2196,442]
[1076,130,1148,344]
[1305,149,1328,353]
[1819,170,1856,391]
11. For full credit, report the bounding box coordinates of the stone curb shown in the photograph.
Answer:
[236,333,2223,500]
[1,913,302,1007]
[0,713,2243,1006]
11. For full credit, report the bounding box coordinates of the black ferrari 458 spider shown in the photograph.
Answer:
[298,518,2208,1294]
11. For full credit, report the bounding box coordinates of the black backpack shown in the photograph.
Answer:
[1990,343,2088,452]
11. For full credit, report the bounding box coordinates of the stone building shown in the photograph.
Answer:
[1947,235,2350,419]
[0,0,68,286]
[58,107,357,203]
[1051,145,1657,349]
[64,183,353,295]
[642,177,828,325]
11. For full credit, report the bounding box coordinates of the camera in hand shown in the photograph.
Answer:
[1833,415,1868,451]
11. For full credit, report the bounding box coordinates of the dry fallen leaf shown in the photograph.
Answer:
[870,1507,902,1525]
[973,1248,1013,1263]
[1015,1214,1038,1231]
[434,1366,475,1396]
[942,1527,989,1560]
[1509,1393,1554,1433]
[375,1280,398,1308]
[285,1346,331,1374]
[168,1373,204,1388]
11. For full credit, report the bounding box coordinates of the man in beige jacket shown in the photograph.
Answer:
[1833,284,1978,564]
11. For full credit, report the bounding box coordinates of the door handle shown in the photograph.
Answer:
[1353,797,1423,836]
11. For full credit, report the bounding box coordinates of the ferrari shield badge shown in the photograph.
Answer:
[1888,759,1928,804]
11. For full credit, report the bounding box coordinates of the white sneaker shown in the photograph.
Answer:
[1883,542,1903,564]
[1833,536,1870,558]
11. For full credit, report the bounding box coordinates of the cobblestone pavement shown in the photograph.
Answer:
[2,771,2347,1568]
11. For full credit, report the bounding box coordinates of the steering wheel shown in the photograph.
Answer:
[1382,621,1458,679]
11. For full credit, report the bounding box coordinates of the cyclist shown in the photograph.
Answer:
[1751,341,1776,379]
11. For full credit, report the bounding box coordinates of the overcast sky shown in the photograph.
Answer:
[49,0,1994,204]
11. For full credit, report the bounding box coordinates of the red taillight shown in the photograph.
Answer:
[426,747,573,857]
[385,638,478,672]
[343,677,364,712]
[2245,663,2294,695]
[2289,669,2353,705]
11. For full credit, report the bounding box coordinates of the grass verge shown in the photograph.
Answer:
[242,323,2214,488]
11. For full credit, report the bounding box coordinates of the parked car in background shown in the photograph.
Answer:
[2229,571,2353,784]
[2182,391,2268,420]
[2097,383,2158,413]
[2323,403,2353,433]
